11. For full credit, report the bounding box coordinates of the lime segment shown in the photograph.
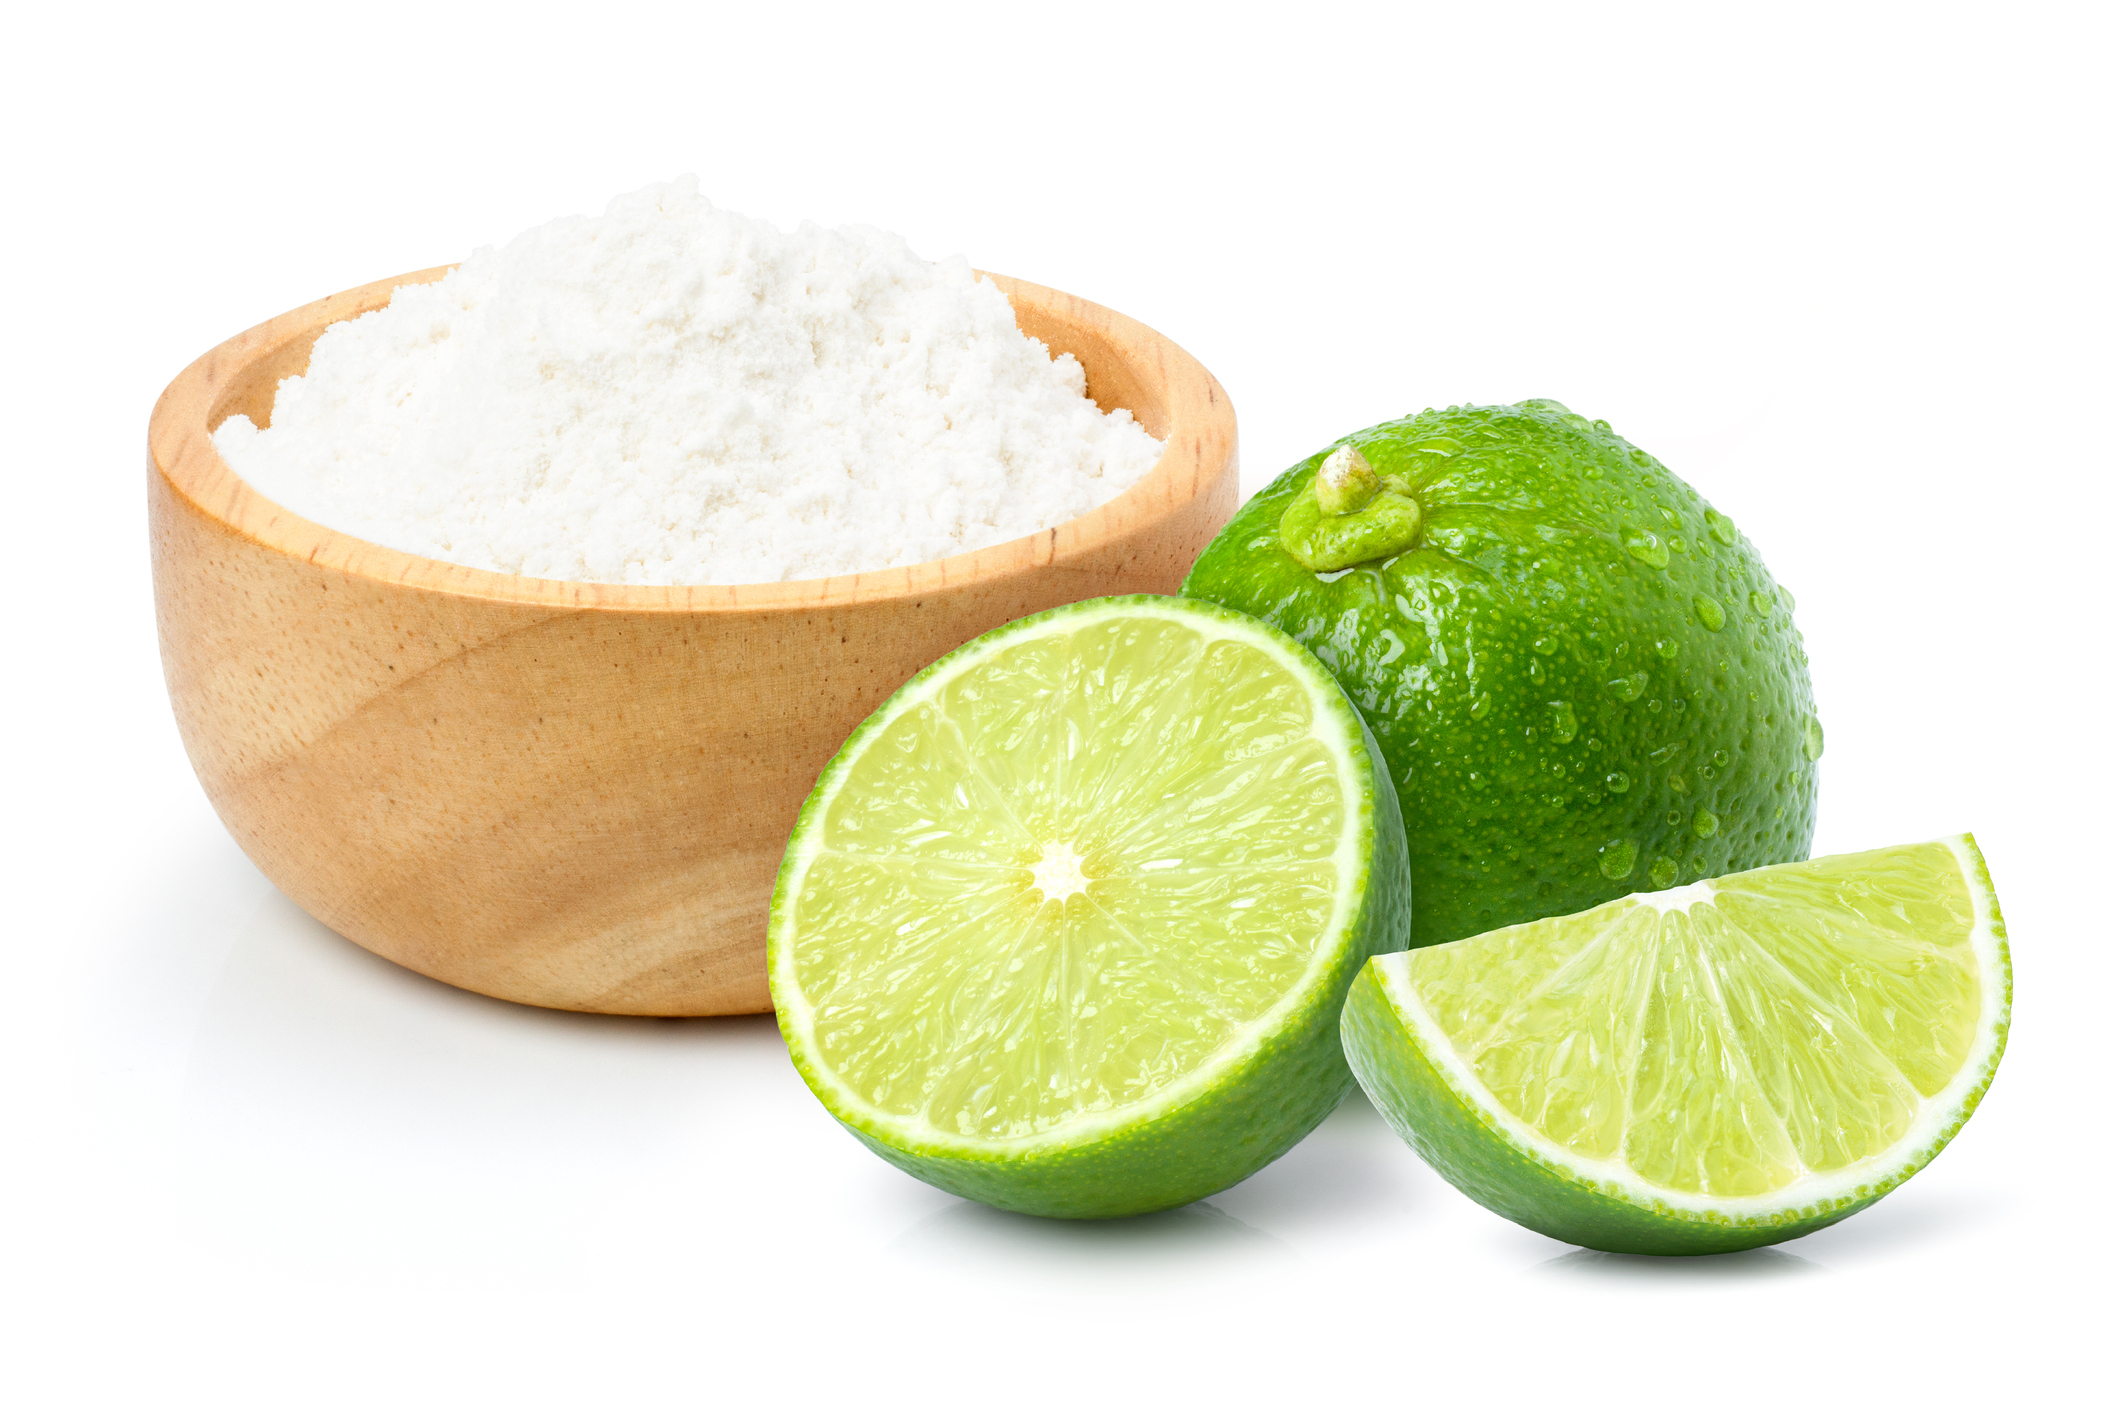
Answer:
[1343,836,2010,1252]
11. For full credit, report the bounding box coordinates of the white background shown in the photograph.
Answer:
[4,2,2114,1408]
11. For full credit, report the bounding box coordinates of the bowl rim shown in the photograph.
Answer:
[148,266,1236,614]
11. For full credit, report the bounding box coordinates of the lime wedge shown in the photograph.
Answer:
[1342,836,2010,1253]
[770,595,1410,1218]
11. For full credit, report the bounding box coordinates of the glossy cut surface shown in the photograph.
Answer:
[1344,837,2010,1254]
[771,597,1410,1216]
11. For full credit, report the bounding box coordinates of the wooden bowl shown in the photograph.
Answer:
[150,267,1237,1015]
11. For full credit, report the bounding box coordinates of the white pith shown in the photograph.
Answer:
[1634,880,1717,913]
[1029,840,1092,902]
[1374,835,2010,1220]
[770,598,1377,1159]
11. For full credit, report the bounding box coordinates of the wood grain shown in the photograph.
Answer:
[149,267,1239,1014]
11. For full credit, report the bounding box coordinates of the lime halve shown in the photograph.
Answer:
[770,596,1410,1218]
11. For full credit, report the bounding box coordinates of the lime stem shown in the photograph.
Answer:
[1315,446,1382,515]
[1279,445,1423,572]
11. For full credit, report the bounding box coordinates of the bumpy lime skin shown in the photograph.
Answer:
[770,596,1412,1220]
[1183,401,1820,949]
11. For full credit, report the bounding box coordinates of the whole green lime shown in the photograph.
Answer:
[1182,399,1820,949]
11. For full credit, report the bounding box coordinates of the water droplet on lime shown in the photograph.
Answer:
[1598,839,1638,880]
[1802,714,1825,761]
[1778,584,1796,610]
[1608,671,1648,702]
[1647,856,1679,889]
[1654,638,1680,660]
[1605,771,1632,793]
[1705,510,1739,547]
[1711,749,1730,767]
[1469,692,1492,720]
[1528,657,1547,684]
[1534,635,1560,656]
[1749,590,1772,617]
[1549,702,1579,744]
[1693,807,1720,838]
[1693,596,1725,631]
[1624,529,1671,568]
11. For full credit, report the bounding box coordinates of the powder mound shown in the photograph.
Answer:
[213,178,1166,585]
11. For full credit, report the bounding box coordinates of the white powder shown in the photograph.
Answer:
[213,178,1165,585]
